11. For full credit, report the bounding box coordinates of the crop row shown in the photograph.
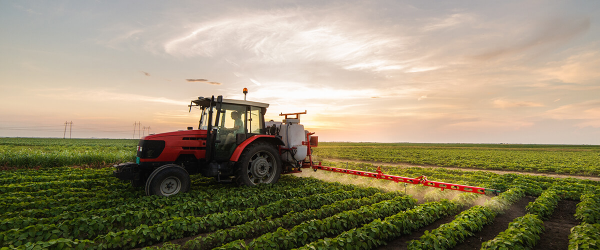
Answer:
[0,178,128,194]
[11,187,382,249]
[407,188,526,249]
[568,223,600,250]
[1,175,326,221]
[481,213,544,249]
[408,206,496,249]
[0,166,106,177]
[575,189,600,224]
[567,188,600,250]
[1,180,358,247]
[525,188,561,219]
[480,187,563,249]
[92,187,380,249]
[0,171,109,185]
[184,192,404,250]
[295,198,463,250]
[240,194,417,250]
[2,174,215,210]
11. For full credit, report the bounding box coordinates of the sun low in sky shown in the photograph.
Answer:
[1,1,599,144]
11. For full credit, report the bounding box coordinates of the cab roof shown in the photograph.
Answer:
[191,96,269,108]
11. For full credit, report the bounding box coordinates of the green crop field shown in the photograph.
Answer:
[314,142,600,176]
[1,138,599,250]
[0,138,137,169]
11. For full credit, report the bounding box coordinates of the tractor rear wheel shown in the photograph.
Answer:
[235,142,282,186]
[145,164,190,196]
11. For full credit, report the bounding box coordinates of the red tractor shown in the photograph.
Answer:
[113,95,317,196]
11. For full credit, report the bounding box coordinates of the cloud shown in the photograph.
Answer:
[250,78,262,86]
[545,101,600,127]
[423,13,474,31]
[407,66,441,73]
[444,119,535,131]
[99,29,145,50]
[34,88,189,106]
[161,9,411,73]
[473,17,590,61]
[538,49,600,85]
[186,79,221,85]
[493,99,544,108]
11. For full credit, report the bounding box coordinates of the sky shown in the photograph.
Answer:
[1,0,599,144]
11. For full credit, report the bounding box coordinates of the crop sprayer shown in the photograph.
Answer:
[113,90,502,196]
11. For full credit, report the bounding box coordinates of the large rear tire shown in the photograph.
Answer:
[145,164,191,196]
[235,142,282,186]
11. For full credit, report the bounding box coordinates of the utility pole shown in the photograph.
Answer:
[138,121,141,139]
[133,122,138,139]
[69,121,72,139]
[64,121,68,139]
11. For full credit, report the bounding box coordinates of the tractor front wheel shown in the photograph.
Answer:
[145,164,191,196]
[235,142,282,186]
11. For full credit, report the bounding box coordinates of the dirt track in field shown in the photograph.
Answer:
[320,158,600,182]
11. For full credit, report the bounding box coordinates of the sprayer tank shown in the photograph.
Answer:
[280,122,308,162]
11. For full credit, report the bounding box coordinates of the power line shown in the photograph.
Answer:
[63,121,73,139]
[0,122,153,137]
[142,126,151,137]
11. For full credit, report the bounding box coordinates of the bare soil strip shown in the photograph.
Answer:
[320,158,600,182]
[533,200,579,250]
[450,196,536,250]
[376,206,471,249]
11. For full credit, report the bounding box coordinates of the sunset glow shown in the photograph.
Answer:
[1,1,599,144]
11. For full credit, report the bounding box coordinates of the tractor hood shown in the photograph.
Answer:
[142,129,208,140]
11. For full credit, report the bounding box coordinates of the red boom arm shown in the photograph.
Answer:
[300,133,501,195]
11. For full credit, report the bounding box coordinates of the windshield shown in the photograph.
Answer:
[199,106,212,130]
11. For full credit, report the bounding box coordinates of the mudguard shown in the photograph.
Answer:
[229,135,284,162]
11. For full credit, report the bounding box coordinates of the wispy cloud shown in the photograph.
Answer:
[161,9,411,73]
[423,13,474,31]
[545,101,600,127]
[186,79,221,85]
[34,88,189,106]
[473,17,590,61]
[493,99,544,108]
[250,78,262,86]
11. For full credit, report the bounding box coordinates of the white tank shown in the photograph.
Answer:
[280,120,308,162]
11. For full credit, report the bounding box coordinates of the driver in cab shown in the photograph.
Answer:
[222,111,244,148]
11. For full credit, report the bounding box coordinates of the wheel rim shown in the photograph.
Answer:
[247,151,276,184]
[160,176,181,196]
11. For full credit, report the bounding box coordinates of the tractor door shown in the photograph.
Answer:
[214,103,248,161]
[213,104,266,161]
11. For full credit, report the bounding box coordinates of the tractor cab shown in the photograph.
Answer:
[191,96,269,161]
